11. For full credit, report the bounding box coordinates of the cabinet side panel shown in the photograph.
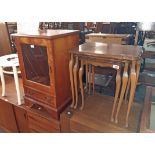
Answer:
[0,100,18,132]
[0,22,12,56]
[53,33,79,107]
[13,106,29,133]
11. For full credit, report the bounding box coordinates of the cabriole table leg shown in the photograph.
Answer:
[115,62,129,123]
[79,60,85,110]
[69,54,75,108]
[111,66,121,122]
[73,56,79,109]
[125,61,137,127]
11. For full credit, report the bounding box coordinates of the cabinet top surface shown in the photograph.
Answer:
[85,33,132,38]
[70,42,143,61]
[12,29,79,39]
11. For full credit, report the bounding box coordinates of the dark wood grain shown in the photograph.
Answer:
[0,76,61,132]
[60,94,142,133]
[0,22,12,56]
[71,42,143,61]
[13,105,29,132]
[13,30,79,120]
[86,33,131,38]
[139,86,155,133]
[12,29,79,39]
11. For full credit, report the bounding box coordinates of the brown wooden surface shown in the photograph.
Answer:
[60,93,142,133]
[12,29,79,39]
[0,22,12,56]
[85,33,132,45]
[13,105,29,132]
[0,76,21,132]
[71,42,143,61]
[86,33,131,38]
[0,76,60,132]
[0,76,25,132]
[27,110,60,133]
[139,86,155,133]
[0,99,18,132]
[70,42,142,127]
[54,34,79,107]
[14,30,79,120]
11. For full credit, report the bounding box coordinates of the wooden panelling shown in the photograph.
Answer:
[0,100,18,132]
[24,87,56,107]
[13,105,29,132]
[0,22,12,56]
[27,110,60,133]
[53,35,79,107]
[60,94,142,133]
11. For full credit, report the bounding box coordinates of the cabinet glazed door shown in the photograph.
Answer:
[21,43,50,86]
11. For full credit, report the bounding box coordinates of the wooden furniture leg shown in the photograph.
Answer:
[92,65,95,95]
[79,60,84,110]
[69,54,75,108]
[73,56,79,109]
[88,64,92,95]
[125,61,137,127]
[85,62,88,93]
[111,67,121,122]
[115,62,129,123]
[0,66,5,97]
[124,74,130,104]
[136,60,141,83]
[125,61,140,105]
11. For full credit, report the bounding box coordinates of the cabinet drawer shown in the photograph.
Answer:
[27,111,60,133]
[25,88,56,106]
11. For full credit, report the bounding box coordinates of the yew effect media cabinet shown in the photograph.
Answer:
[13,30,79,121]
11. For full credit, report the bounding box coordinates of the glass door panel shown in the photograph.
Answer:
[21,43,50,86]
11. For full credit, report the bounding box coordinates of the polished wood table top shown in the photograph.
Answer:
[12,29,79,39]
[71,42,143,61]
[86,33,131,38]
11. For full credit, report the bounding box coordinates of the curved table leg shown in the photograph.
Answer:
[0,66,5,97]
[111,67,121,122]
[92,65,95,95]
[88,64,92,95]
[85,62,88,93]
[115,62,129,123]
[136,60,141,83]
[125,61,137,127]
[124,74,131,105]
[73,57,79,109]
[124,60,140,105]
[13,66,21,105]
[69,54,75,108]
[79,60,84,110]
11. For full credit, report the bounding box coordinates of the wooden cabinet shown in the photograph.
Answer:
[0,22,12,56]
[0,100,18,132]
[27,105,60,132]
[12,30,79,120]
[13,105,29,132]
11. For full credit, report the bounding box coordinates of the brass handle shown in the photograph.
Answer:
[44,96,51,102]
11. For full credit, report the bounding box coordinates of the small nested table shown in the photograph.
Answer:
[85,33,132,45]
[69,42,143,127]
